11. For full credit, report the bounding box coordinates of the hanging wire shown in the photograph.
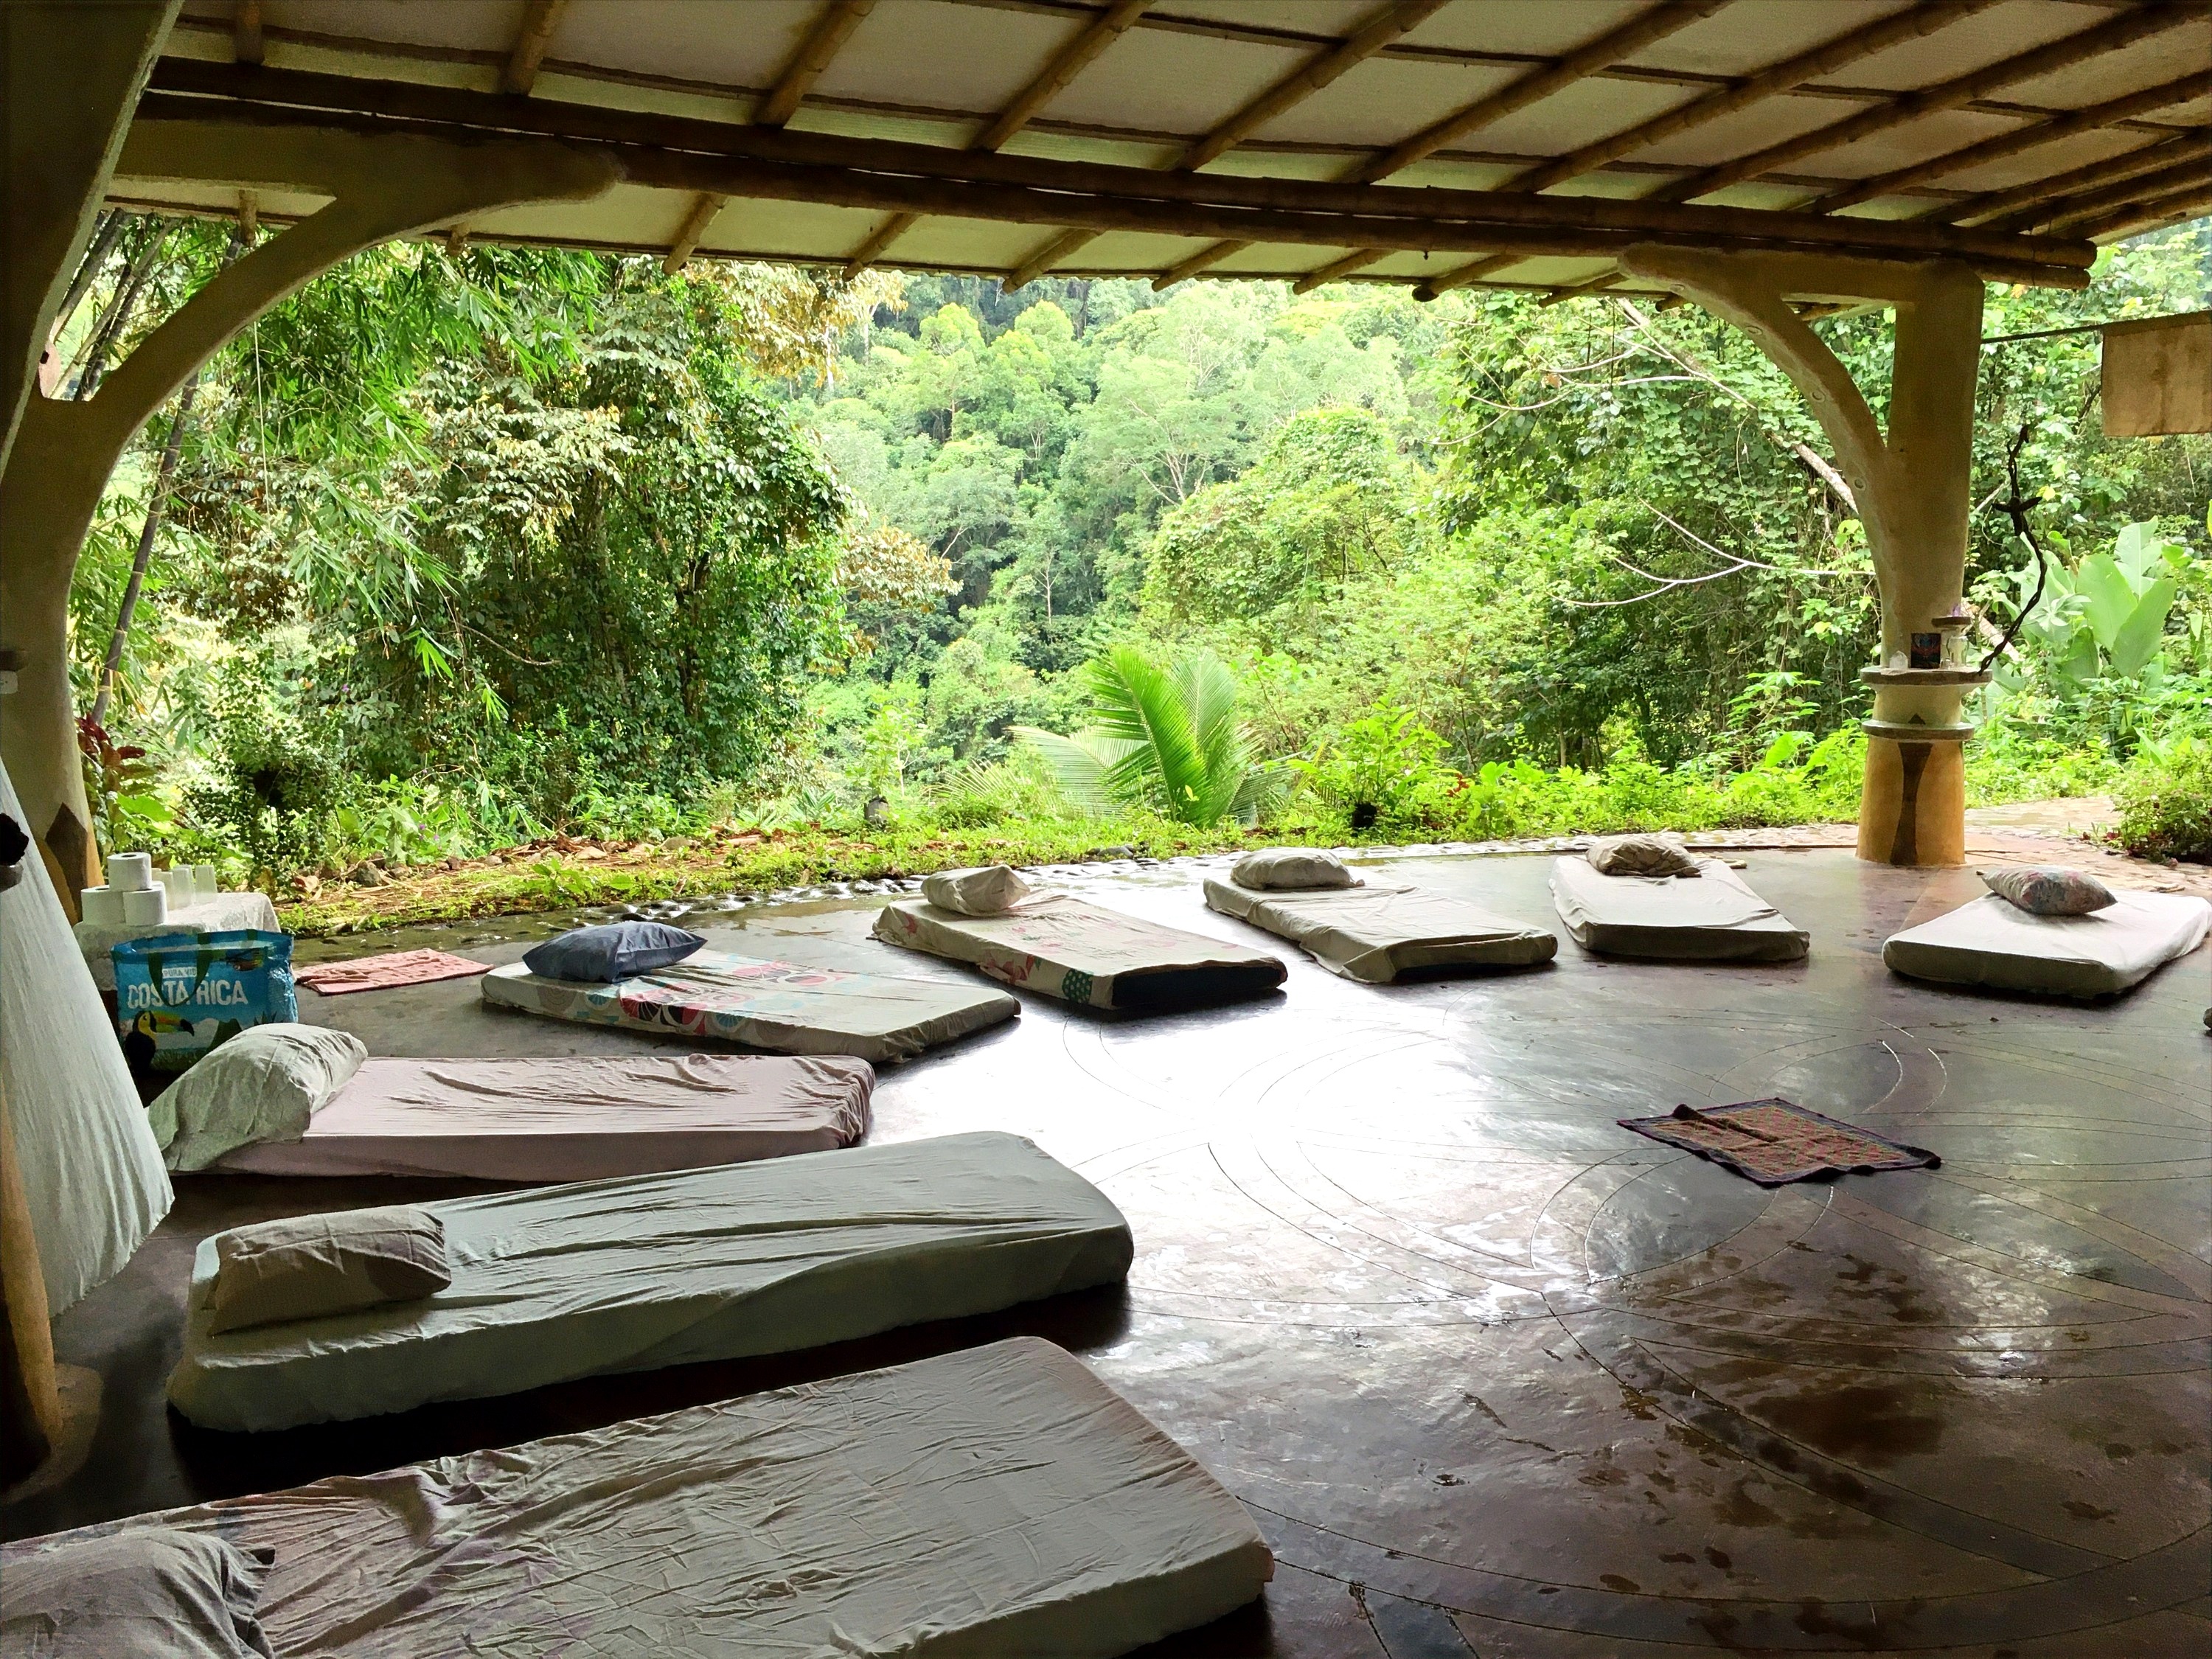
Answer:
[1978,422,2048,674]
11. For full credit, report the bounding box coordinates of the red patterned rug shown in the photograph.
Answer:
[1618,1098,1939,1186]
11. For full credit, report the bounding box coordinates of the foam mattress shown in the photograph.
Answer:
[873,892,1286,1010]
[169,1131,1133,1432]
[481,948,1018,1062]
[211,1054,872,1180]
[1550,857,1810,961]
[21,1338,1272,1657]
[1884,889,2210,998]
[1204,877,1557,981]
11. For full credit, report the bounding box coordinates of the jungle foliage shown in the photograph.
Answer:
[52,215,2212,886]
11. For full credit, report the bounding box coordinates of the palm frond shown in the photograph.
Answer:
[1009,725,1140,816]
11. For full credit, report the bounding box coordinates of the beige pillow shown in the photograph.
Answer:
[1232,848,1357,891]
[1587,832,1700,877]
[923,864,1031,916]
[206,1206,450,1335]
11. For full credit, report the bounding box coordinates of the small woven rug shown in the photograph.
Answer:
[1618,1098,1939,1186]
[296,948,493,996]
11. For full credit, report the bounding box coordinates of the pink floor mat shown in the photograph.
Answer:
[296,948,494,996]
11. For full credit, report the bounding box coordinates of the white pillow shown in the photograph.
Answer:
[205,1205,449,1334]
[147,1023,366,1172]
[923,865,1032,916]
[0,1529,274,1658]
[1232,848,1357,891]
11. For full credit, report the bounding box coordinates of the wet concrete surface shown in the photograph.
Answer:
[7,849,2208,1655]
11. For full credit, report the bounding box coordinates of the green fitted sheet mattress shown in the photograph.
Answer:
[1203,877,1557,981]
[168,1131,1133,1432]
[26,1339,1272,1658]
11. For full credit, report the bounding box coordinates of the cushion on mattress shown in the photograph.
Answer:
[1978,865,2116,916]
[1587,832,1700,877]
[206,1206,449,1334]
[0,1529,274,1659]
[922,863,1032,915]
[146,1023,366,1172]
[1231,847,1355,890]
[522,921,704,982]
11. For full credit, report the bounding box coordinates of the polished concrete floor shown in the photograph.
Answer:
[7,850,2208,1656]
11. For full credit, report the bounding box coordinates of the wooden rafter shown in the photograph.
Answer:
[1256,0,1727,293]
[2067,178,2212,243]
[2006,153,2212,236]
[663,191,729,274]
[1018,0,1444,288]
[1155,240,1252,289]
[1949,131,2210,230]
[145,64,2093,274]
[1538,271,1623,308]
[1353,1,1725,187]
[757,0,877,129]
[1820,69,2212,217]
[846,0,1151,278]
[499,0,568,98]
[1503,0,2001,199]
[1654,3,2203,204]
[1290,247,1397,296]
[1413,252,1516,300]
[232,0,262,67]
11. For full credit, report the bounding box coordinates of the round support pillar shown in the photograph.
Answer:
[1854,669,1986,867]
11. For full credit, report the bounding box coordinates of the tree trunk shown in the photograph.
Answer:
[89,373,200,729]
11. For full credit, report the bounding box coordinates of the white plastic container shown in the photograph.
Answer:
[122,886,167,925]
[106,851,153,892]
[159,866,192,906]
[79,885,127,925]
[195,863,220,900]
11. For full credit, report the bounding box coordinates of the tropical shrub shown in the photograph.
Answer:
[2114,731,2212,861]
[1015,644,1282,827]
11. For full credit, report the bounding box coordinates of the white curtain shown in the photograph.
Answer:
[0,759,170,1312]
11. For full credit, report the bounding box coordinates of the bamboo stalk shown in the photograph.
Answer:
[500,0,567,97]
[756,0,877,128]
[2000,154,2212,236]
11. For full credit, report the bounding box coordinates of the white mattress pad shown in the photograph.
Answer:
[1884,889,2210,998]
[212,1054,872,1180]
[1550,857,1810,961]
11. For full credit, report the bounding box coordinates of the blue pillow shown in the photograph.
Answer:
[522,922,705,983]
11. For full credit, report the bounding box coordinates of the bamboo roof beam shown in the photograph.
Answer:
[1018,0,1446,288]
[233,0,262,67]
[1413,252,1517,299]
[846,0,1151,278]
[136,67,2098,279]
[1540,271,1626,307]
[1155,239,1253,288]
[499,0,568,98]
[1946,131,2210,229]
[662,190,728,274]
[756,0,877,129]
[1291,246,1401,295]
[2066,177,2212,242]
[1503,0,2001,199]
[2005,153,2212,235]
[1653,2,2203,204]
[1253,1,1727,296]
[1817,67,2212,218]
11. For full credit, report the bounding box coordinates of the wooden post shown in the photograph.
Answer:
[1618,246,1987,866]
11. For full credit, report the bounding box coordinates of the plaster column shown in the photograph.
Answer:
[0,122,615,888]
[1618,248,1986,866]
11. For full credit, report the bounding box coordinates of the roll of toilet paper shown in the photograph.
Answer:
[107,851,153,892]
[122,886,167,925]
[79,885,128,925]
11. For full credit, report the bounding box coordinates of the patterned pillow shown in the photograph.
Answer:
[1978,866,2117,917]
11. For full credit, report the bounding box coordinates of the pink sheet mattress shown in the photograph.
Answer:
[213,1054,873,1180]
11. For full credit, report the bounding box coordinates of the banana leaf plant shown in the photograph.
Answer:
[1995,521,2186,694]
